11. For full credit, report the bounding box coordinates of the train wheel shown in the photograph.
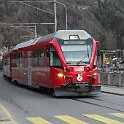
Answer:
[51,89,56,97]
[3,74,6,79]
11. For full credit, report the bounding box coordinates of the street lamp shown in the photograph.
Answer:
[53,0,68,30]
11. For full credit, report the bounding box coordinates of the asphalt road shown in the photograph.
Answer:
[0,71,124,124]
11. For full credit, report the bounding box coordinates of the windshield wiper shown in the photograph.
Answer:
[77,53,90,65]
[77,60,89,65]
[66,62,71,64]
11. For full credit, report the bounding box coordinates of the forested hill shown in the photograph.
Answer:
[0,0,124,50]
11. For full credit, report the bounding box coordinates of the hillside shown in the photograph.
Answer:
[0,0,124,49]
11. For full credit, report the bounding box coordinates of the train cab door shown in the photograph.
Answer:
[28,51,32,86]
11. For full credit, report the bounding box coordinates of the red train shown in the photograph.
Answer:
[3,30,100,96]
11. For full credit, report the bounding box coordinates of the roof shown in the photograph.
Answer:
[13,30,93,50]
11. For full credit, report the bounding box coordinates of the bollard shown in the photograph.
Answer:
[98,73,101,84]
[108,73,110,85]
[119,74,122,86]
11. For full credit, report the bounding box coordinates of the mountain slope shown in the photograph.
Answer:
[0,0,124,49]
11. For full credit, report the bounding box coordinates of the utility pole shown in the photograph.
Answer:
[34,25,37,38]
[54,0,57,32]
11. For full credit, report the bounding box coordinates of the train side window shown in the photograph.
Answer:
[20,52,27,67]
[3,57,10,65]
[32,51,37,66]
[20,52,23,67]
[7,57,10,65]
[39,49,44,66]
[16,54,20,67]
[46,47,50,66]
[32,49,44,66]
[3,57,7,65]
[13,54,17,67]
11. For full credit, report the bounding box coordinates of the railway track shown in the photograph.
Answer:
[72,95,124,113]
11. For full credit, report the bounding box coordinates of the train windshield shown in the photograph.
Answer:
[58,38,93,65]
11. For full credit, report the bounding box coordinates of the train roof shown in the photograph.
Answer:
[13,30,93,50]
[13,37,41,50]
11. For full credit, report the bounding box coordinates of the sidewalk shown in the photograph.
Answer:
[101,85,124,96]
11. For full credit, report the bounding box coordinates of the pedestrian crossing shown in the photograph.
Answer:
[27,117,52,124]
[55,115,88,124]
[84,114,124,124]
[26,112,124,124]
[109,113,124,118]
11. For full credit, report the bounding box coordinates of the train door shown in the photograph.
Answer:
[3,55,10,77]
[28,51,32,86]
[47,46,63,87]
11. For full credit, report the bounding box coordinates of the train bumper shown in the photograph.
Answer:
[53,85,101,97]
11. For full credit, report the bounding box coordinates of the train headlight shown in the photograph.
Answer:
[93,72,97,76]
[57,73,64,78]
[86,67,91,71]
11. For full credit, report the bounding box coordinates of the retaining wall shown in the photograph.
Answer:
[99,72,124,87]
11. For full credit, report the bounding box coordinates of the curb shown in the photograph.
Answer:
[101,90,124,96]
[101,85,124,96]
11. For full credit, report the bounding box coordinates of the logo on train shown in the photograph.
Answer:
[77,74,83,81]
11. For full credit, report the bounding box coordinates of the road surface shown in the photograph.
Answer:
[0,71,124,124]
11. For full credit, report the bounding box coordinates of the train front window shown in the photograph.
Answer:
[60,40,93,65]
